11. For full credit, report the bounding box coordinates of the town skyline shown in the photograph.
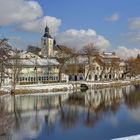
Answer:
[0,0,140,59]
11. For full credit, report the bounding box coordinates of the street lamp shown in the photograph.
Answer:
[34,58,38,83]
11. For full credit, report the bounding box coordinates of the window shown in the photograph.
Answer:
[31,77,33,81]
[55,77,58,81]
[95,75,98,81]
[22,77,24,81]
[39,77,41,81]
[28,77,30,81]
[44,40,46,45]
[20,77,22,81]
[109,74,112,79]
[89,75,92,80]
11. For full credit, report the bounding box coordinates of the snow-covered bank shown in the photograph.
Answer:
[16,83,73,90]
[0,79,140,95]
[78,79,140,89]
[112,134,140,140]
[13,82,81,94]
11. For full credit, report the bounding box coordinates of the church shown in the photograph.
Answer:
[41,24,55,58]
[7,24,69,85]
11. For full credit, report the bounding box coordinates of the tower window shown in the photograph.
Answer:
[44,40,46,45]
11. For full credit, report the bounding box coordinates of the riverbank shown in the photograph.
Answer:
[0,82,81,95]
[0,79,140,95]
[79,79,140,89]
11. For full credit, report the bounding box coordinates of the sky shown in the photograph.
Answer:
[0,0,140,59]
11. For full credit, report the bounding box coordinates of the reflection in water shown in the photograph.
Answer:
[124,85,140,109]
[0,98,14,140]
[0,85,140,140]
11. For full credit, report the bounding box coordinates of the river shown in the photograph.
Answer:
[0,85,140,140]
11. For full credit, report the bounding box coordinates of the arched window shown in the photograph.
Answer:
[95,75,98,81]
[31,77,33,81]
[109,74,112,79]
[89,75,92,80]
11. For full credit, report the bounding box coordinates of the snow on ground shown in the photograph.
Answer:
[112,135,140,140]
[16,83,74,91]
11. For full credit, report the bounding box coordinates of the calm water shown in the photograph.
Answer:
[0,85,140,140]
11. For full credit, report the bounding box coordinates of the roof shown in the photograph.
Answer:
[119,61,126,67]
[20,51,41,59]
[43,25,53,38]
[10,58,59,66]
[99,52,119,59]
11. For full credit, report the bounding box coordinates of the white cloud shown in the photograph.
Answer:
[105,13,119,22]
[56,29,111,51]
[125,17,140,44]
[0,0,61,35]
[17,16,62,34]
[116,46,140,59]
[127,31,140,43]
[129,17,140,30]
[0,0,111,51]
[0,0,43,25]
[0,0,62,38]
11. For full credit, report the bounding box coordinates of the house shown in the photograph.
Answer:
[8,55,60,84]
[85,52,126,81]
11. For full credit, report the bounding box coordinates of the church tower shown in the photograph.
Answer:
[41,24,54,58]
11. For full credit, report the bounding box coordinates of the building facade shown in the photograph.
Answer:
[85,53,127,81]
[41,25,54,58]
[7,52,60,84]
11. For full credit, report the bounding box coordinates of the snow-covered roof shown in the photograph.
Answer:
[20,58,59,66]
[20,51,41,59]
[99,52,119,59]
[23,58,59,66]
[119,61,126,67]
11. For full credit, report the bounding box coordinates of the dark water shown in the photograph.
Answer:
[0,85,140,140]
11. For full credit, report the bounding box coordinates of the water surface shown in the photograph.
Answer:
[0,85,140,140]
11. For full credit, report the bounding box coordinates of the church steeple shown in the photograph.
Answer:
[43,24,52,38]
[41,22,54,58]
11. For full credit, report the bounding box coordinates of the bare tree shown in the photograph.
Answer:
[82,43,99,80]
[0,38,12,88]
[127,57,140,77]
[56,46,77,82]
[9,49,23,94]
[96,54,120,81]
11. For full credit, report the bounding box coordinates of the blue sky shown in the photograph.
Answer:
[38,0,140,48]
[0,0,140,58]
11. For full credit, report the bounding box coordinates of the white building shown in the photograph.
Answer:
[8,53,60,84]
[85,52,127,81]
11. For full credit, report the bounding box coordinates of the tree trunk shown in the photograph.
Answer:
[59,66,63,82]
[85,67,91,81]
